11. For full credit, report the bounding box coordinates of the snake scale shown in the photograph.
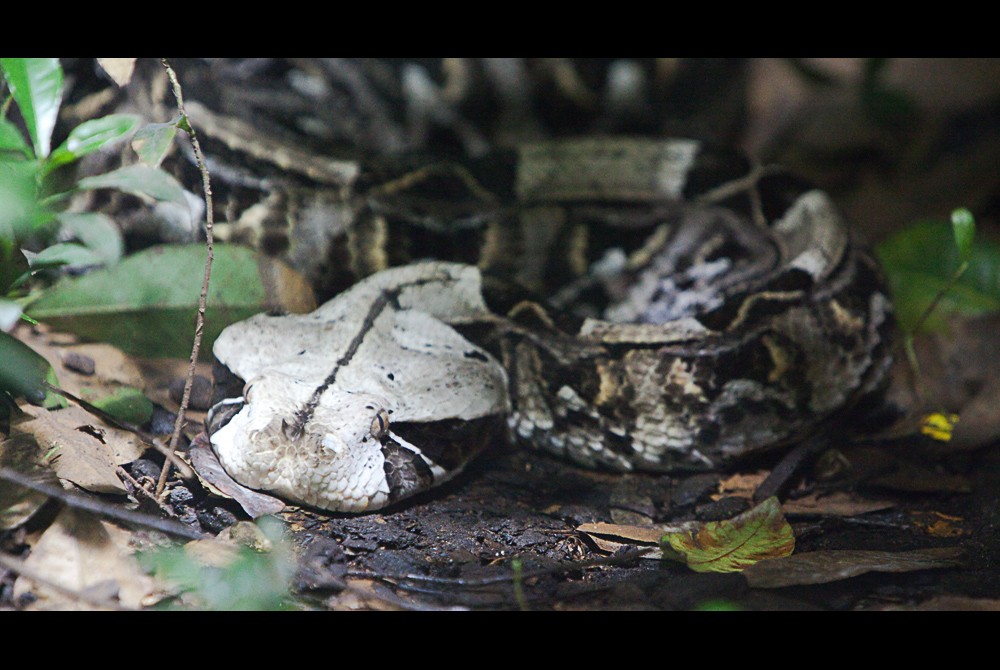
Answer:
[205,137,894,512]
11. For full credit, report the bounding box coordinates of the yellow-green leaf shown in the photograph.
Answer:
[662,497,795,573]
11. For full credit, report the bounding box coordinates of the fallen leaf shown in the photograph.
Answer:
[188,441,285,518]
[0,434,59,530]
[663,497,795,573]
[12,507,160,610]
[910,511,968,538]
[742,547,964,589]
[782,491,895,517]
[577,522,676,545]
[15,404,145,494]
[712,471,768,500]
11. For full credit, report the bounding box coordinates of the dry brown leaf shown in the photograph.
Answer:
[0,434,60,530]
[910,511,969,538]
[188,442,285,518]
[713,471,769,500]
[96,58,137,87]
[742,547,964,589]
[16,405,145,494]
[782,491,895,517]
[12,507,160,610]
[577,522,669,545]
[577,521,699,560]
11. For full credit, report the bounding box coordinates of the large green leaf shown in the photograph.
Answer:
[46,114,142,173]
[662,497,795,573]
[25,244,314,359]
[876,220,1000,332]
[0,58,64,159]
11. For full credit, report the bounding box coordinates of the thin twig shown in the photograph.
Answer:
[156,58,215,498]
[116,466,176,517]
[0,467,204,540]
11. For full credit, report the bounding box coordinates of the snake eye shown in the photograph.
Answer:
[243,382,253,404]
[369,408,390,440]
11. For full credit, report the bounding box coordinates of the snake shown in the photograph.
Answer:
[205,138,895,513]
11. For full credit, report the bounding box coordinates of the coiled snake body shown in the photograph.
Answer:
[207,139,894,512]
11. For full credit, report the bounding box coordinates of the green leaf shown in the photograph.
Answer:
[1,241,29,296]
[93,387,153,426]
[32,242,106,270]
[0,159,49,242]
[77,164,190,213]
[662,497,795,573]
[876,219,1000,332]
[0,330,52,404]
[25,244,314,359]
[56,212,124,266]
[45,114,141,173]
[0,58,64,158]
[951,208,976,264]
[0,117,32,158]
[138,517,293,610]
[131,118,181,168]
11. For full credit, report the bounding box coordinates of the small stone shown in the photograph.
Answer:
[197,506,239,534]
[62,352,95,376]
[169,375,214,411]
[169,486,194,504]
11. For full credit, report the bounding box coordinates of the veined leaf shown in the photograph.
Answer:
[46,114,141,173]
[662,497,795,573]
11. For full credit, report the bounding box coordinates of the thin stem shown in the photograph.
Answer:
[156,58,215,498]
